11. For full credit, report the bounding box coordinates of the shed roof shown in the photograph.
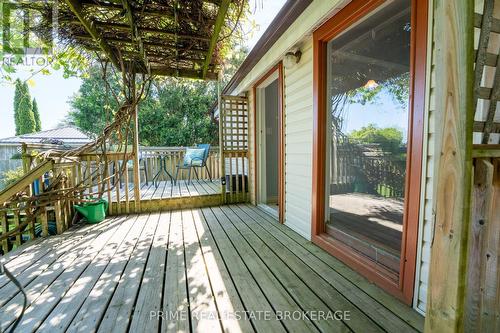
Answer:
[0,126,93,146]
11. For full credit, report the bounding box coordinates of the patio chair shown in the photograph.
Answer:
[174,144,212,185]
[113,154,148,189]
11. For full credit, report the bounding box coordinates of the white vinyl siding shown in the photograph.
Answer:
[283,40,313,240]
[413,1,435,315]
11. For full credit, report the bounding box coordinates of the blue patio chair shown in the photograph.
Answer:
[174,144,212,185]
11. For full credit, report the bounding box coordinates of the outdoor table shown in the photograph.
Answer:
[152,155,174,188]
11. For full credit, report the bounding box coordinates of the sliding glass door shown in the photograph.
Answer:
[312,0,427,302]
[325,0,411,281]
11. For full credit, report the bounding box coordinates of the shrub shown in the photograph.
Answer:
[1,167,24,187]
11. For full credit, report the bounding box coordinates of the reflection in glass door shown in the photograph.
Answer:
[326,0,411,281]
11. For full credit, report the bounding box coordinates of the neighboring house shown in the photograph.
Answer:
[219,0,489,321]
[0,126,92,187]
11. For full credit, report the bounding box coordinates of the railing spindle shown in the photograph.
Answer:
[1,211,9,254]
[13,210,21,246]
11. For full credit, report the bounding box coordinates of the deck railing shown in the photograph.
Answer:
[0,145,240,253]
[0,144,230,255]
[330,134,406,197]
[24,144,221,207]
[140,146,221,183]
[0,159,74,255]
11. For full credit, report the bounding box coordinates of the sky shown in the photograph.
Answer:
[0,0,287,138]
[344,92,409,143]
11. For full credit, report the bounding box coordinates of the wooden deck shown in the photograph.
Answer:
[0,205,423,332]
[111,179,221,202]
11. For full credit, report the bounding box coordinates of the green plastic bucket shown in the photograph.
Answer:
[74,199,108,224]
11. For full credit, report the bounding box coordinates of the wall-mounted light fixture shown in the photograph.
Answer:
[283,48,302,69]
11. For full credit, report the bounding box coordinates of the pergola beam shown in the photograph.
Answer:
[202,0,231,79]
[80,0,216,25]
[84,45,205,64]
[121,0,149,73]
[150,67,218,80]
[63,19,211,42]
[74,34,207,54]
[63,0,120,69]
[59,0,233,78]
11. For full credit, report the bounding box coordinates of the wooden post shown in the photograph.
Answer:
[465,157,500,332]
[218,76,226,204]
[13,210,21,246]
[425,0,474,331]
[55,199,64,234]
[133,104,141,213]
[21,143,34,197]
[21,143,29,174]
[1,211,9,254]
[40,208,49,237]
[28,215,36,240]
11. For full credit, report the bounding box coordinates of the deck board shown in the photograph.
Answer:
[107,179,220,203]
[190,209,254,333]
[66,215,142,332]
[218,205,375,332]
[209,206,325,333]
[239,205,425,332]
[182,210,222,333]
[98,213,158,333]
[162,210,190,333]
[129,212,169,333]
[0,217,121,329]
[231,205,417,332]
[0,205,424,333]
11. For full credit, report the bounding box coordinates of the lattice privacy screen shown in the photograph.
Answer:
[220,95,249,203]
[474,0,500,144]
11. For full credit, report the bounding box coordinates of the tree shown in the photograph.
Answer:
[13,79,23,135]
[13,80,36,135]
[67,66,222,146]
[66,42,249,146]
[19,82,36,134]
[32,98,42,131]
[67,65,120,135]
[138,78,218,146]
[348,124,404,155]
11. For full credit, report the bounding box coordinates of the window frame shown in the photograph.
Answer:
[311,0,428,304]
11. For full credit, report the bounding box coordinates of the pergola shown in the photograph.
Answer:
[28,0,243,80]
[0,0,247,215]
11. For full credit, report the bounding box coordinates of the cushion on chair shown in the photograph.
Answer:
[197,144,211,161]
[184,148,205,166]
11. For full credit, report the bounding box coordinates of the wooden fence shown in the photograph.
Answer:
[330,134,406,198]
[465,145,500,332]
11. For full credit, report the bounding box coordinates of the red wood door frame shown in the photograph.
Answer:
[311,0,428,304]
[252,62,285,223]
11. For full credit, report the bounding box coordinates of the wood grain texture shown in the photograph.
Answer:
[0,205,425,332]
[465,157,500,332]
[425,0,474,331]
